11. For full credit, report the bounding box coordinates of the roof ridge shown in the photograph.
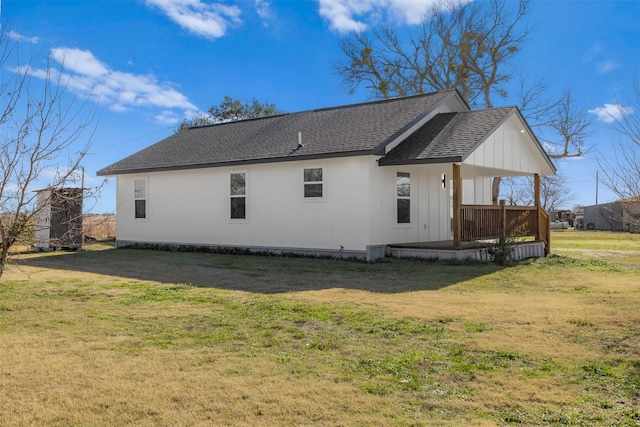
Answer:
[187,112,288,130]
[310,88,455,113]
[188,89,456,130]
[456,106,516,114]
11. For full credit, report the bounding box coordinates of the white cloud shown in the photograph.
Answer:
[588,103,634,124]
[145,0,242,39]
[52,47,109,77]
[155,110,183,125]
[255,0,273,25]
[318,0,371,33]
[29,47,197,124]
[386,0,441,25]
[6,31,40,44]
[317,0,446,33]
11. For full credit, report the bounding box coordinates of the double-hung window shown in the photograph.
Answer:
[230,173,246,219]
[396,172,410,224]
[303,168,323,198]
[134,179,147,219]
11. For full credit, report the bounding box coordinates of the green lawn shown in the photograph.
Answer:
[551,229,640,266]
[0,232,639,426]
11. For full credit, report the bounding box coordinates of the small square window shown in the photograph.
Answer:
[304,168,322,182]
[304,168,323,198]
[304,183,323,198]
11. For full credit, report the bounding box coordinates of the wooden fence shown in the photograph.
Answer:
[460,205,550,253]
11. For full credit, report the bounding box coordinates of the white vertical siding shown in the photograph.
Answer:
[116,157,497,252]
[368,162,452,245]
[465,114,553,175]
[116,157,372,252]
[462,177,492,205]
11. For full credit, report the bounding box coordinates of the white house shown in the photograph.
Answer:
[98,89,555,261]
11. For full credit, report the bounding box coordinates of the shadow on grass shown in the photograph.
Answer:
[16,246,507,294]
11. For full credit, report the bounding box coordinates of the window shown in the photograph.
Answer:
[134,179,146,219]
[303,168,323,198]
[230,173,246,219]
[396,172,410,224]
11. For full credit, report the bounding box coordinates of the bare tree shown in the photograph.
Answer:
[336,0,531,107]
[501,174,574,211]
[498,84,592,206]
[599,78,640,232]
[0,30,97,277]
[337,0,532,204]
[337,0,591,205]
[537,91,593,159]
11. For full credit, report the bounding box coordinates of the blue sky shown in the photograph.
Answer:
[1,0,639,213]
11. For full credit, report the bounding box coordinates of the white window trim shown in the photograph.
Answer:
[395,171,412,227]
[229,171,249,223]
[302,165,327,202]
[133,177,149,222]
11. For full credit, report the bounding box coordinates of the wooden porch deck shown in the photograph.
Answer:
[389,240,487,250]
[387,239,546,261]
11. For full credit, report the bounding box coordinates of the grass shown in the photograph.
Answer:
[1,232,639,425]
[551,229,640,266]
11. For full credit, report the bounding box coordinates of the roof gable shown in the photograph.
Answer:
[379,107,556,176]
[378,107,516,165]
[97,89,458,176]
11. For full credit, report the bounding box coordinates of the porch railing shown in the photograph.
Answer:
[460,204,550,254]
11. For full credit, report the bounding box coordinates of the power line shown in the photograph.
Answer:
[93,126,174,151]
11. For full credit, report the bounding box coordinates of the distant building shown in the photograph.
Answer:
[582,199,640,232]
[548,209,573,229]
[34,188,84,250]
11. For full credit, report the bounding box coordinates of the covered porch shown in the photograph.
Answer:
[377,105,555,261]
[385,168,550,261]
[453,166,550,254]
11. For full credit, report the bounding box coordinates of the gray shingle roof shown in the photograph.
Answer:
[378,107,516,165]
[97,89,457,176]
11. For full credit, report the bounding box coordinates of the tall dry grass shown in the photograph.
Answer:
[1,231,639,425]
[82,214,116,241]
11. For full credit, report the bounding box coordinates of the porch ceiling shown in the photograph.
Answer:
[460,163,544,178]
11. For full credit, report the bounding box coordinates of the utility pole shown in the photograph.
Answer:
[595,171,599,229]
[595,171,599,206]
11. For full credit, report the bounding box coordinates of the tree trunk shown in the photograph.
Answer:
[492,176,502,205]
[0,240,10,279]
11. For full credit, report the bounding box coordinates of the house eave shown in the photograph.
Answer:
[96,149,376,176]
[378,156,463,167]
